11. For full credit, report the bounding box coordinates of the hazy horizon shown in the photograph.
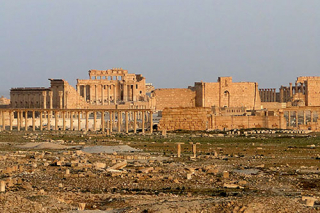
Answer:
[1,0,319,98]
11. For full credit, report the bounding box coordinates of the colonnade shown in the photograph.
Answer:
[0,109,153,134]
[259,89,277,102]
[76,82,138,105]
[284,109,318,128]
[280,82,306,103]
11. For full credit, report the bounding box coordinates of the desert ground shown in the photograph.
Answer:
[0,129,319,212]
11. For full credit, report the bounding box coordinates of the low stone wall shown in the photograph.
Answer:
[159,107,211,131]
[158,107,287,131]
[212,115,286,130]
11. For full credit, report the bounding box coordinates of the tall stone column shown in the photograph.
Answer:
[123,83,127,101]
[133,111,137,133]
[17,111,20,131]
[125,111,129,133]
[117,111,121,133]
[47,111,51,131]
[25,111,28,131]
[58,91,63,109]
[62,111,65,130]
[107,120,110,135]
[55,111,58,131]
[49,91,53,109]
[280,86,284,103]
[77,111,81,131]
[260,89,264,102]
[95,85,98,105]
[133,84,137,102]
[114,84,117,104]
[88,85,91,103]
[40,111,43,131]
[20,111,23,130]
[101,85,104,105]
[9,111,13,131]
[85,111,89,132]
[65,92,68,109]
[93,111,97,131]
[107,85,110,105]
[149,111,153,133]
[70,111,74,131]
[110,112,113,133]
[32,111,35,131]
[142,111,145,133]
[269,89,272,102]
[279,110,284,129]
[43,92,47,109]
[295,111,299,128]
[177,143,182,158]
[289,83,293,97]
[288,111,291,127]
[101,111,105,132]
[273,89,276,102]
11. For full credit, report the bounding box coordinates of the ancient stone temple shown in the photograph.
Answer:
[4,69,320,132]
[9,68,152,110]
[76,68,148,106]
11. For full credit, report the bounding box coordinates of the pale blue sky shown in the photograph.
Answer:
[1,0,319,98]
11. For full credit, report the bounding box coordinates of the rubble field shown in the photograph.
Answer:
[0,129,319,212]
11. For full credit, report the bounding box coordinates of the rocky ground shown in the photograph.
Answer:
[0,129,319,212]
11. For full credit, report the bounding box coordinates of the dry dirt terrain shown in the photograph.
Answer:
[0,129,319,212]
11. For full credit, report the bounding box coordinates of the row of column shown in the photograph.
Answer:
[280,82,306,103]
[285,110,317,127]
[77,83,137,105]
[0,110,153,134]
[259,89,277,102]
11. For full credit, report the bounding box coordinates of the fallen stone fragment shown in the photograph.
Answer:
[107,160,127,171]
[93,162,106,169]
[223,171,229,179]
[0,180,5,192]
[223,183,244,189]
[302,196,317,207]
[78,203,86,210]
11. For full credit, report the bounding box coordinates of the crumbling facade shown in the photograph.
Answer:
[193,77,261,110]
[76,68,149,106]
[4,70,320,132]
[10,80,87,109]
[10,68,152,110]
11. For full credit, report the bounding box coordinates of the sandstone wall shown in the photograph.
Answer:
[262,102,286,109]
[64,82,88,109]
[158,107,211,131]
[306,79,320,106]
[158,107,286,131]
[152,89,195,111]
[212,115,286,130]
[194,77,261,110]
